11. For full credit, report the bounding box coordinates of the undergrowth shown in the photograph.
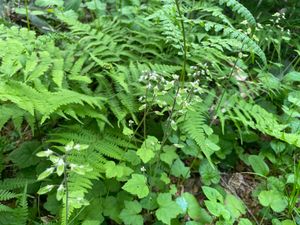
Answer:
[0,0,299,225]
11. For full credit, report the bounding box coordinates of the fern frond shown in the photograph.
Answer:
[0,204,13,212]
[0,190,18,201]
[0,178,34,190]
[180,101,220,163]
[218,95,300,147]
[202,21,266,64]
[218,0,256,26]
[0,104,34,132]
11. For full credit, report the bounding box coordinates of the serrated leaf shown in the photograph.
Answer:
[155,193,182,225]
[170,159,190,178]
[160,147,178,165]
[258,190,288,212]
[122,174,149,198]
[199,159,220,185]
[182,192,212,223]
[205,201,230,220]
[137,136,160,163]
[202,186,223,203]
[176,196,188,213]
[104,161,133,179]
[119,201,143,225]
[225,194,246,218]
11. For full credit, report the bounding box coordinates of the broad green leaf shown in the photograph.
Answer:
[122,174,149,198]
[170,159,190,178]
[204,201,230,220]
[258,190,288,212]
[283,71,300,82]
[160,172,170,184]
[202,186,224,203]
[104,161,133,179]
[140,193,158,210]
[270,141,286,154]
[119,201,143,225]
[155,193,182,225]
[248,155,269,176]
[199,159,220,185]
[182,192,212,223]
[282,220,296,225]
[176,196,188,213]
[225,194,246,218]
[137,136,160,163]
[160,146,178,165]
[103,196,122,222]
[124,150,141,166]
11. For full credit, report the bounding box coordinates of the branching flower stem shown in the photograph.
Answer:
[63,155,69,225]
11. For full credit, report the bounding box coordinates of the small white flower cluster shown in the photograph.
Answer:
[189,63,210,78]
[128,119,134,126]
[64,141,89,152]
[138,71,160,83]
[269,11,290,34]
[138,71,182,110]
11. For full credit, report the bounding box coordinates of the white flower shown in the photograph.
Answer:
[272,12,281,17]
[58,184,64,191]
[241,20,248,25]
[69,164,77,170]
[74,144,81,151]
[65,144,73,152]
[57,158,64,166]
[172,74,179,80]
[140,166,146,172]
[128,120,134,126]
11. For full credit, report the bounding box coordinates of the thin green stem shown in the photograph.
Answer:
[210,44,245,126]
[174,0,187,82]
[64,155,69,225]
[24,0,30,30]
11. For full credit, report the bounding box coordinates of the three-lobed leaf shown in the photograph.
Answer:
[122,174,149,198]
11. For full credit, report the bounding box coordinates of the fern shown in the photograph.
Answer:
[218,0,256,26]
[0,104,34,132]
[217,95,300,147]
[47,125,137,223]
[0,178,34,190]
[201,21,266,64]
[0,81,106,124]
[0,185,28,225]
[180,101,220,163]
[0,190,18,201]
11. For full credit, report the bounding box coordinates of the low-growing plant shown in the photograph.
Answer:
[0,0,299,225]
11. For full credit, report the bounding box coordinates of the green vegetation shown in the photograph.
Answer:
[0,0,299,224]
